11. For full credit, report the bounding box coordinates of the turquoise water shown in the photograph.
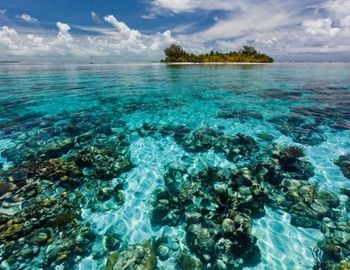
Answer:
[0,63,349,269]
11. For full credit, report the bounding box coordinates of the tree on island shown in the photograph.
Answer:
[161,44,273,63]
[163,44,188,62]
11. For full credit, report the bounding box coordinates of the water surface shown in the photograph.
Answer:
[0,63,349,270]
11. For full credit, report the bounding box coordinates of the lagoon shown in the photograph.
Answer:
[0,63,349,269]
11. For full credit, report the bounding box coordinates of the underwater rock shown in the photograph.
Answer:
[268,115,325,146]
[178,253,202,270]
[222,218,235,233]
[137,122,163,137]
[104,232,121,251]
[317,190,340,209]
[0,182,14,196]
[1,223,24,240]
[173,128,259,164]
[72,144,133,181]
[0,188,96,269]
[179,181,201,202]
[106,252,119,270]
[277,145,314,180]
[97,187,115,202]
[266,179,340,228]
[261,88,303,101]
[185,211,202,224]
[30,231,49,245]
[154,162,262,268]
[260,144,314,185]
[43,138,75,159]
[318,218,350,267]
[163,163,189,193]
[186,224,215,260]
[257,132,274,142]
[180,127,224,152]
[225,133,259,163]
[217,110,263,120]
[20,247,34,258]
[0,107,135,269]
[252,144,343,231]
[36,158,83,184]
[335,154,350,180]
[151,190,182,226]
[105,241,157,270]
[156,244,170,261]
[153,234,183,262]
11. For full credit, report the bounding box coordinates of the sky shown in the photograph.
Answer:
[0,0,350,61]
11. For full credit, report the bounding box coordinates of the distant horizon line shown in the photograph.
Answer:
[1,60,350,65]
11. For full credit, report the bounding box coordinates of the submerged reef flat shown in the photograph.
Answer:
[0,108,133,269]
[0,63,350,269]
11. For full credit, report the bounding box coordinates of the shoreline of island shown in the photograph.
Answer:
[163,62,270,65]
[161,44,274,64]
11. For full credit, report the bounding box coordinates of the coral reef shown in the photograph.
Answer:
[335,154,350,180]
[105,241,157,270]
[217,109,263,120]
[269,115,325,146]
[150,140,347,268]
[0,109,134,269]
[152,163,262,269]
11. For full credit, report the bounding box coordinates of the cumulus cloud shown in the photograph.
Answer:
[101,15,175,53]
[2,0,350,60]
[16,13,38,23]
[0,16,176,59]
[0,26,18,48]
[303,18,340,37]
[162,0,350,58]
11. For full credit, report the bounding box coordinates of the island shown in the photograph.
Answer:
[161,44,273,63]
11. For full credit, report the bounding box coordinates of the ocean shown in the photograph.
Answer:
[0,63,349,270]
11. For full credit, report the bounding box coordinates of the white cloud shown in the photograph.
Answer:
[152,0,200,13]
[0,26,18,41]
[91,11,102,24]
[57,22,70,33]
[303,18,340,37]
[0,9,6,15]
[151,0,241,14]
[0,26,24,53]
[141,13,157,20]
[161,0,350,58]
[16,13,38,23]
[0,16,176,59]
[2,1,350,60]
[342,15,350,27]
[322,0,350,18]
[56,22,73,43]
[104,15,141,38]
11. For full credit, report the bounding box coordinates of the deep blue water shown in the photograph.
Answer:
[0,63,349,270]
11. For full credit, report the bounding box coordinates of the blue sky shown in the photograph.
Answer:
[1,0,350,61]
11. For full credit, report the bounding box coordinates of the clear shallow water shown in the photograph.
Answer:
[0,63,350,270]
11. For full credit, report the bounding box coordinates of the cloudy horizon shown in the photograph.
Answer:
[1,0,350,62]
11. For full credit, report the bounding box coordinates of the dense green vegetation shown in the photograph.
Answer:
[161,44,273,63]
